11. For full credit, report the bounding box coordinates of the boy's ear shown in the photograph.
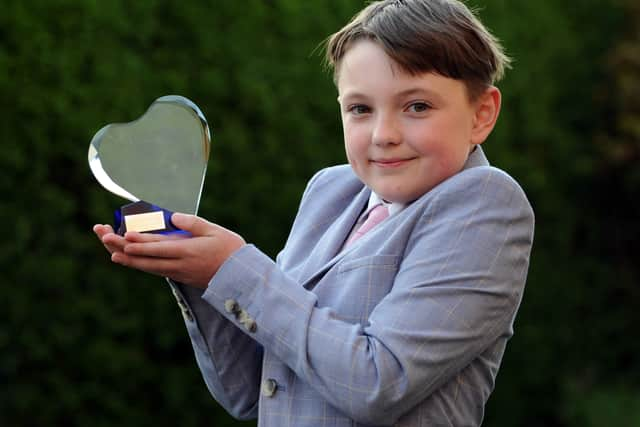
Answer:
[471,86,501,145]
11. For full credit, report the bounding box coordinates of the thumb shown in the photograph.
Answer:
[171,213,214,236]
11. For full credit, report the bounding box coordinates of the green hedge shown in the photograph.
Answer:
[2,1,638,426]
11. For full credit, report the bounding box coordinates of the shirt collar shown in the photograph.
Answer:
[366,192,406,217]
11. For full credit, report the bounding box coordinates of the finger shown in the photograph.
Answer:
[171,213,216,236]
[123,239,188,259]
[124,231,187,243]
[93,224,114,238]
[111,252,176,277]
[101,232,128,254]
[102,232,127,247]
[93,225,126,254]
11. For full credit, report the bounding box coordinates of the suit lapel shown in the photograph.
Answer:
[300,185,370,289]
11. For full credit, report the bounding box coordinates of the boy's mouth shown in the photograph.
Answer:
[370,157,414,168]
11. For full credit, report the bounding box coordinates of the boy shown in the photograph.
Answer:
[94,0,534,425]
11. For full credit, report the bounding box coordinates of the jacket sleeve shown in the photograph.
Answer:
[168,280,261,420]
[167,169,328,419]
[199,166,534,425]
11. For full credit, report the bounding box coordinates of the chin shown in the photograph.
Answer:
[367,178,427,204]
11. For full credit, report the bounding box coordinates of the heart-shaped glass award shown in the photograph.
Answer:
[88,95,210,235]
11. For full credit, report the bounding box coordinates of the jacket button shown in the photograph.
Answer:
[224,299,239,314]
[244,319,257,333]
[261,379,278,397]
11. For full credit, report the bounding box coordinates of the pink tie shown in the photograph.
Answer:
[345,203,389,247]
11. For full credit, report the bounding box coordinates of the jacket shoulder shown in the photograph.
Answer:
[418,165,534,225]
[439,165,530,201]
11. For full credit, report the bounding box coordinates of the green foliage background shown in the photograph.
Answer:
[2,0,639,425]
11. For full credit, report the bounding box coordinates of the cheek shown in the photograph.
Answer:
[424,117,472,156]
[343,125,368,158]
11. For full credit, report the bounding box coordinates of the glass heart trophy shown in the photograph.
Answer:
[88,96,210,235]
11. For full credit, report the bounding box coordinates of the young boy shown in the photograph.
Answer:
[94,0,534,425]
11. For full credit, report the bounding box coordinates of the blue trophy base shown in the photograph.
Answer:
[114,201,188,236]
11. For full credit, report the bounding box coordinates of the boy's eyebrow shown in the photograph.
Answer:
[395,88,445,103]
[338,90,368,101]
[339,87,445,103]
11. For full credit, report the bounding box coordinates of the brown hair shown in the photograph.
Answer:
[325,0,511,100]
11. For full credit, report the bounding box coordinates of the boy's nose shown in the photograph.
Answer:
[371,114,401,146]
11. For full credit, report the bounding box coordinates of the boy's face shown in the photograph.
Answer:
[337,40,497,203]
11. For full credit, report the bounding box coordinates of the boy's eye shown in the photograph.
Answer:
[348,104,371,115]
[407,102,431,113]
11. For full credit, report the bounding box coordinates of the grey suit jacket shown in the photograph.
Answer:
[170,147,534,426]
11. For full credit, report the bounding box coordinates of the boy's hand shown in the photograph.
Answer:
[93,214,246,289]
